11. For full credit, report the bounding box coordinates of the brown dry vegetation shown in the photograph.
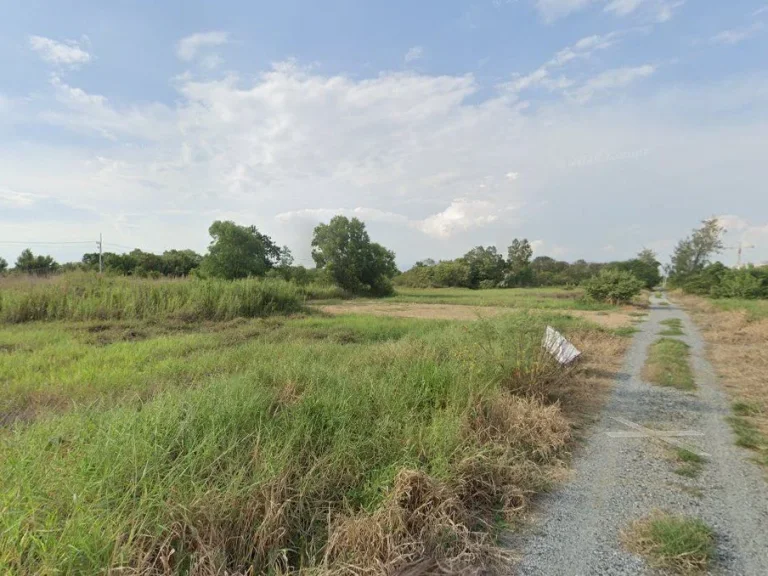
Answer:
[675,294,768,467]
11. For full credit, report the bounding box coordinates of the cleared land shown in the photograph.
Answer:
[675,294,768,468]
[0,277,628,574]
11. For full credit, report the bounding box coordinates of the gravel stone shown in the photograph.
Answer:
[510,293,768,575]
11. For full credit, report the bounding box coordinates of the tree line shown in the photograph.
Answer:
[395,240,662,290]
[0,217,398,296]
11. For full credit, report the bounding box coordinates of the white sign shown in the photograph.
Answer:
[543,326,581,365]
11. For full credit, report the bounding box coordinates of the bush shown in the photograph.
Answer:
[710,268,766,299]
[583,269,644,304]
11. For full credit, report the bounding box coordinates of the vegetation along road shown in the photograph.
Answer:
[512,292,768,575]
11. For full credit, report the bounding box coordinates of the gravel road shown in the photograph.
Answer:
[511,293,768,575]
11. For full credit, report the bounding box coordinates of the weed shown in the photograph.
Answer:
[643,338,695,390]
[624,512,715,574]
[673,448,706,479]
[659,318,684,336]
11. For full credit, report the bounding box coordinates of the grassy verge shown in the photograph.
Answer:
[675,294,768,470]
[624,512,715,574]
[659,318,684,336]
[643,338,695,390]
[673,448,706,479]
[0,311,626,574]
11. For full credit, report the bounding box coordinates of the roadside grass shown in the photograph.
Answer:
[643,338,695,390]
[659,318,685,336]
[0,309,627,574]
[388,287,617,311]
[675,294,768,470]
[624,512,715,574]
[673,448,706,479]
[710,298,768,321]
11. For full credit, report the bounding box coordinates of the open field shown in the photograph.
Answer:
[675,294,768,469]
[385,286,617,310]
[0,280,629,574]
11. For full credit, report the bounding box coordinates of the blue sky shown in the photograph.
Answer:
[1,0,768,268]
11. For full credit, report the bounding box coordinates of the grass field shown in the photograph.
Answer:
[0,277,629,574]
[385,287,617,311]
[710,298,768,321]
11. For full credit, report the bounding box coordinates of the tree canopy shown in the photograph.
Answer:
[200,221,286,280]
[311,216,397,295]
[14,249,59,275]
[0,257,7,273]
[668,217,725,281]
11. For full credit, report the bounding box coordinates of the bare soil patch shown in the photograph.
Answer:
[317,302,634,329]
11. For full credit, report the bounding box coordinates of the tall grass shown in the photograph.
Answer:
[0,313,601,574]
[0,273,311,323]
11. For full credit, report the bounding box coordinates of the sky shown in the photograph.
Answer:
[1,0,767,269]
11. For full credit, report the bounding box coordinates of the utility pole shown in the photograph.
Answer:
[98,233,103,274]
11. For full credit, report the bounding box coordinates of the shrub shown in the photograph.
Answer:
[583,269,644,304]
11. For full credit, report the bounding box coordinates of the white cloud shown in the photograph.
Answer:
[605,0,645,16]
[3,60,768,267]
[710,22,765,46]
[568,64,655,102]
[415,198,508,238]
[716,215,768,266]
[0,186,43,207]
[534,0,683,22]
[506,172,520,181]
[176,31,229,61]
[508,32,619,95]
[29,35,91,67]
[754,6,768,17]
[404,46,424,63]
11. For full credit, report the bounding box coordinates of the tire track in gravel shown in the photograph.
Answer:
[511,292,768,575]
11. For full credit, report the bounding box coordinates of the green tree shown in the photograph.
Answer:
[200,221,282,280]
[669,218,725,281]
[0,257,7,273]
[611,250,662,289]
[503,238,533,287]
[14,249,59,275]
[311,216,397,295]
[462,246,506,288]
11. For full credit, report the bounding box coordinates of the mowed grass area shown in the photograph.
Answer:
[385,287,618,311]
[643,338,695,390]
[0,288,628,574]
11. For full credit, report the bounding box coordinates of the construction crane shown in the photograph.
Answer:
[724,241,755,268]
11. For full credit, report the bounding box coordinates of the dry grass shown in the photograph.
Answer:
[623,511,715,574]
[675,294,768,467]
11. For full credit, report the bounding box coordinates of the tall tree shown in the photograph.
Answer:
[503,238,534,287]
[200,221,283,279]
[462,246,506,287]
[311,216,397,295]
[669,217,725,279]
[0,257,7,273]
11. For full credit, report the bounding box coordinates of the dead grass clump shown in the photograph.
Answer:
[468,394,570,462]
[324,469,506,575]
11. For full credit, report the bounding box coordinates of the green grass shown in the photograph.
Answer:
[626,512,715,574]
[643,338,695,390]
[0,309,607,574]
[673,448,706,479]
[726,415,768,467]
[711,298,768,321]
[659,318,685,336]
[388,287,617,311]
[0,273,352,324]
